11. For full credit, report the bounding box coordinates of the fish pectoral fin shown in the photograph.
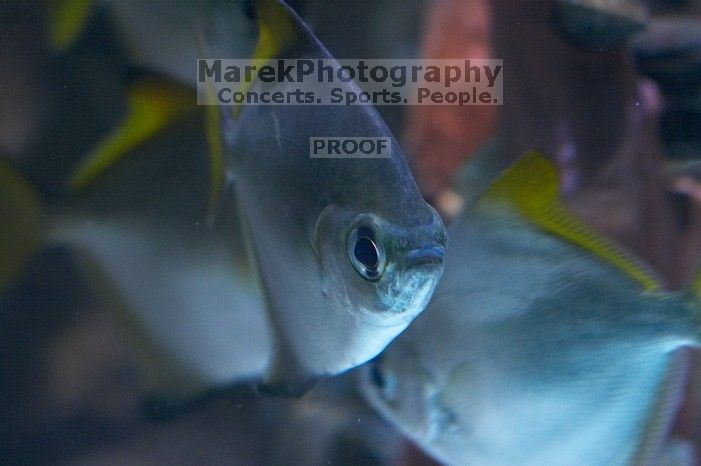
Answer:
[47,0,95,52]
[477,150,664,292]
[258,348,318,397]
[0,157,42,296]
[140,386,243,422]
[68,71,197,191]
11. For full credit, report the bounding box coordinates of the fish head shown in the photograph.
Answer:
[362,332,474,465]
[361,344,448,444]
[252,124,447,395]
[258,193,446,396]
[313,203,446,323]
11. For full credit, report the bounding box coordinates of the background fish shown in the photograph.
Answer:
[219,0,446,394]
[362,152,701,465]
[0,89,272,400]
[47,0,258,84]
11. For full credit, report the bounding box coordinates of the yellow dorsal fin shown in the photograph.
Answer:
[202,0,303,217]
[204,85,225,224]
[47,0,94,52]
[69,75,196,190]
[253,0,300,64]
[0,158,42,296]
[196,28,227,224]
[229,0,301,118]
[479,151,663,292]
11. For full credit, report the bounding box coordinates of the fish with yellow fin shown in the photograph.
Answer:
[215,0,446,394]
[363,152,701,465]
[2,74,272,400]
[46,0,257,86]
[3,0,445,398]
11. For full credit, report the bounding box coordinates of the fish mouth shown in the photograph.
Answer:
[406,245,445,267]
[374,245,444,318]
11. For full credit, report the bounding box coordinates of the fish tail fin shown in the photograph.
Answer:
[46,0,95,52]
[0,156,43,297]
[67,71,196,191]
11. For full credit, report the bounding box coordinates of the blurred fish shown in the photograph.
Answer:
[219,0,446,394]
[554,0,649,49]
[363,152,701,465]
[0,76,272,400]
[47,0,96,52]
[47,0,258,84]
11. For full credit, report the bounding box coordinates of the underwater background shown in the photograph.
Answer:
[1,0,701,465]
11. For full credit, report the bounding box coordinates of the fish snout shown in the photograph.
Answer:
[376,242,444,316]
[406,245,445,267]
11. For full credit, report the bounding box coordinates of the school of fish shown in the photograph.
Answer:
[1,0,700,464]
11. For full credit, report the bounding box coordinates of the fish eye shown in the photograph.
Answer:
[347,225,385,281]
[368,357,397,401]
[370,362,385,390]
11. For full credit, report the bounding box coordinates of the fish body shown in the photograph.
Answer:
[48,0,258,84]
[222,0,446,393]
[51,112,272,397]
[363,153,701,465]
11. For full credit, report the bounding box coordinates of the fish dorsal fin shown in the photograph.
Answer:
[226,0,305,119]
[253,0,303,63]
[196,29,227,225]
[201,1,306,217]
[204,87,226,225]
[68,73,196,190]
[47,0,94,51]
[478,151,663,292]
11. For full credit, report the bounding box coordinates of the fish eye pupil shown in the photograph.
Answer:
[370,363,385,389]
[348,224,384,281]
[354,236,379,271]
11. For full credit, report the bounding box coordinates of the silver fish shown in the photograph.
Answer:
[48,0,258,85]
[49,110,273,399]
[363,152,701,465]
[219,0,446,394]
